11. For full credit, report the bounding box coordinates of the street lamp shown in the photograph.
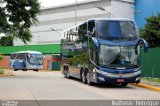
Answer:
[97,5,114,17]
[50,28,61,36]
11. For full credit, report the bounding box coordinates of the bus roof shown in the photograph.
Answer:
[63,18,134,32]
[11,50,43,54]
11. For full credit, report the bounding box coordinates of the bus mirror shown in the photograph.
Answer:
[92,37,100,51]
[88,28,96,37]
[92,27,96,36]
[135,38,148,54]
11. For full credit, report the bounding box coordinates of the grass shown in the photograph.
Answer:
[142,77,160,82]
[0,68,4,74]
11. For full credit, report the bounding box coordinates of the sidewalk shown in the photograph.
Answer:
[140,78,160,88]
[0,69,13,77]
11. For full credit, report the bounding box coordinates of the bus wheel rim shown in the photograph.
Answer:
[67,71,70,78]
[82,72,85,83]
[87,73,90,84]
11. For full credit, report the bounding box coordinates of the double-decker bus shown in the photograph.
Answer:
[61,18,148,86]
[10,51,44,72]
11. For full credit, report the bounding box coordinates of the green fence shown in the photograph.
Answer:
[141,48,160,78]
[52,62,61,71]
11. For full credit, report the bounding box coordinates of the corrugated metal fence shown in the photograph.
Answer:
[141,48,160,78]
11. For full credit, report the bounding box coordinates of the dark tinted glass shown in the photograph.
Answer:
[97,20,138,41]
[16,53,27,59]
[10,54,17,59]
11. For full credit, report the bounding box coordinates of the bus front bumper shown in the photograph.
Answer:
[96,71,141,84]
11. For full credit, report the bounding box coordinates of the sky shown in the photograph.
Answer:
[39,0,87,8]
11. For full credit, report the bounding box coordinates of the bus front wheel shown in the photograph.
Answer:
[86,71,92,85]
[34,70,38,72]
[23,69,27,71]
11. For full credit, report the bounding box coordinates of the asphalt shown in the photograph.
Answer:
[0,71,160,101]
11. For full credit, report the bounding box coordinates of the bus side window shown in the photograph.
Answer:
[88,20,95,37]
[66,32,69,40]
[78,22,87,41]
[64,32,65,38]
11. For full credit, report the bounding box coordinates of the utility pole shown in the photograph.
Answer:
[75,0,77,25]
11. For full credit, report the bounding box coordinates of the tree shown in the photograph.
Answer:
[140,13,160,48]
[0,0,40,44]
[0,35,13,46]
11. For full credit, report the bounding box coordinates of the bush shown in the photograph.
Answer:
[0,52,4,60]
[0,68,4,74]
[140,13,160,48]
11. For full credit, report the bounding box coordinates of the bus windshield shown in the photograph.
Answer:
[96,20,138,41]
[98,45,140,68]
[28,54,43,65]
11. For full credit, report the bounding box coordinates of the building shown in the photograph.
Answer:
[134,0,160,29]
[13,0,135,46]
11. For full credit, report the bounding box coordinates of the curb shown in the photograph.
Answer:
[0,74,12,77]
[0,70,14,77]
[130,83,160,92]
[39,70,61,72]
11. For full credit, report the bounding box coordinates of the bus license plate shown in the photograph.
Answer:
[117,79,124,83]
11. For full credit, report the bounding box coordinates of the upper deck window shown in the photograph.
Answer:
[96,20,138,41]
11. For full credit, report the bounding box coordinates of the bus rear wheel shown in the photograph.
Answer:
[81,70,87,84]
[64,69,70,79]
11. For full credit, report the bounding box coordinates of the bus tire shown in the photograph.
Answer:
[34,70,38,72]
[23,66,27,71]
[81,69,87,84]
[64,67,70,79]
[86,71,92,85]
[121,83,128,87]
[23,69,27,71]
[14,69,18,71]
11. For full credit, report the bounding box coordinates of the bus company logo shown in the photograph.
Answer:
[118,71,123,77]
[118,74,123,77]
[1,100,18,106]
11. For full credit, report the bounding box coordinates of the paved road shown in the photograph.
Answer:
[0,71,160,100]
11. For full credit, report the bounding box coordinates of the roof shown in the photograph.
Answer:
[41,0,99,11]
[64,18,134,32]
[0,44,60,55]
[40,0,134,11]
[12,51,43,54]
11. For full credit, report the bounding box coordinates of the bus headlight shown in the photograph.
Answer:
[96,69,108,76]
[134,70,141,76]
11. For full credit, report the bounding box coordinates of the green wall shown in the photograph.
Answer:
[0,44,60,55]
[141,48,160,78]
